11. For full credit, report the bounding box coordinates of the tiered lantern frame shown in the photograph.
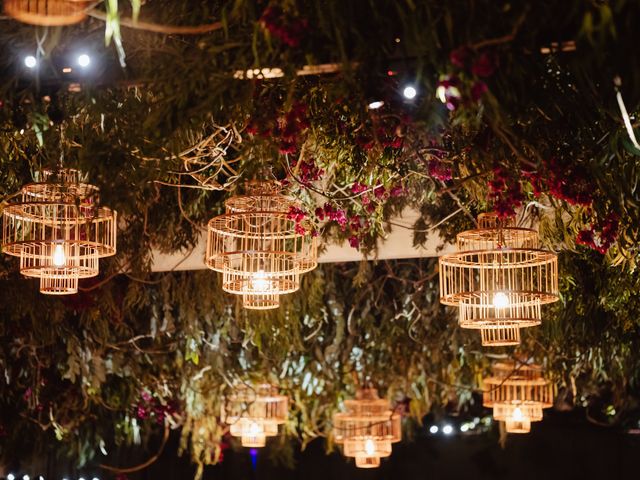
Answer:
[439,213,558,345]
[333,388,401,469]
[483,362,554,433]
[221,384,289,447]
[1,170,117,295]
[206,181,317,309]
[4,0,89,26]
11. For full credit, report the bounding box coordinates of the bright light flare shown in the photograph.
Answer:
[24,55,37,69]
[402,85,417,99]
[492,291,510,309]
[77,54,91,68]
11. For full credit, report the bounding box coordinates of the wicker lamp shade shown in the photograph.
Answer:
[439,213,558,345]
[221,384,288,447]
[483,362,554,433]
[2,169,117,295]
[479,324,521,347]
[206,181,318,309]
[333,388,401,469]
[4,0,89,26]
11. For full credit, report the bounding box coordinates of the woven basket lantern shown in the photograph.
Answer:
[4,0,89,26]
[483,362,554,433]
[2,169,117,295]
[206,180,317,309]
[439,213,558,345]
[479,325,521,347]
[333,388,401,469]
[221,383,288,448]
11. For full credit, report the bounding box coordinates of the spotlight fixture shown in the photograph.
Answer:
[24,55,37,69]
[402,85,417,99]
[442,424,453,435]
[367,100,385,110]
[7,474,15,480]
[22,475,30,480]
[77,54,91,68]
[429,425,438,434]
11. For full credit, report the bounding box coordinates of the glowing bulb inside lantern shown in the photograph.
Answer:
[249,421,262,435]
[364,438,376,456]
[512,407,523,422]
[52,244,66,267]
[251,270,270,293]
[492,291,509,308]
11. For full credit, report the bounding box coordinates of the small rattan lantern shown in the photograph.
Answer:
[2,169,117,295]
[4,0,89,26]
[221,383,289,447]
[439,213,558,345]
[483,361,554,433]
[206,180,318,309]
[333,388,401,469]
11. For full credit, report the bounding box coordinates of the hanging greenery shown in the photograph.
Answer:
[0,0,640,476]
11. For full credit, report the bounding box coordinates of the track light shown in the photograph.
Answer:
[402,85,417,99]
[77,54,91,68]
[24,56,37,69]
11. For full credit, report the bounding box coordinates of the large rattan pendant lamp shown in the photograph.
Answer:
[2,169,117,295]
[206,180,318,310]
[332,388,402,469]
[482,361,554,433]
[4,0,89,26]
[221,383,289,448]
[439,212,558,346]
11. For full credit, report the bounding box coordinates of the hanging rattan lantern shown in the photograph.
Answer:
[206,180,318,309]
[333,388,401,469]
[4,0,89,26]
[2,169,117,295]
[483,361,554,433]
[221,383,289,448]
[439,212,558,345]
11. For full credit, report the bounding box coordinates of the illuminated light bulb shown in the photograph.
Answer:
[249,421,262,435]
[77,54,91,68]
[23,475,30,480]
[364,438,376,456]
[7,474,15,480]
[52,244,66,267]
[250,270,270,293]
[429,425,438,434]
[512,407,523,422]
[442,424,453,435]
[492,291,509,309]
[402,85,417,99]
[24,56,37,68]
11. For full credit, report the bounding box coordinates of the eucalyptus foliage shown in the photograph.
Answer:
[0,0,639,475]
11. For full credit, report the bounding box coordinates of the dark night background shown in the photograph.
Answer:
[18,410,634,480]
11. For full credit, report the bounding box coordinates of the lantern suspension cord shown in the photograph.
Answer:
[614,76,640,151]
